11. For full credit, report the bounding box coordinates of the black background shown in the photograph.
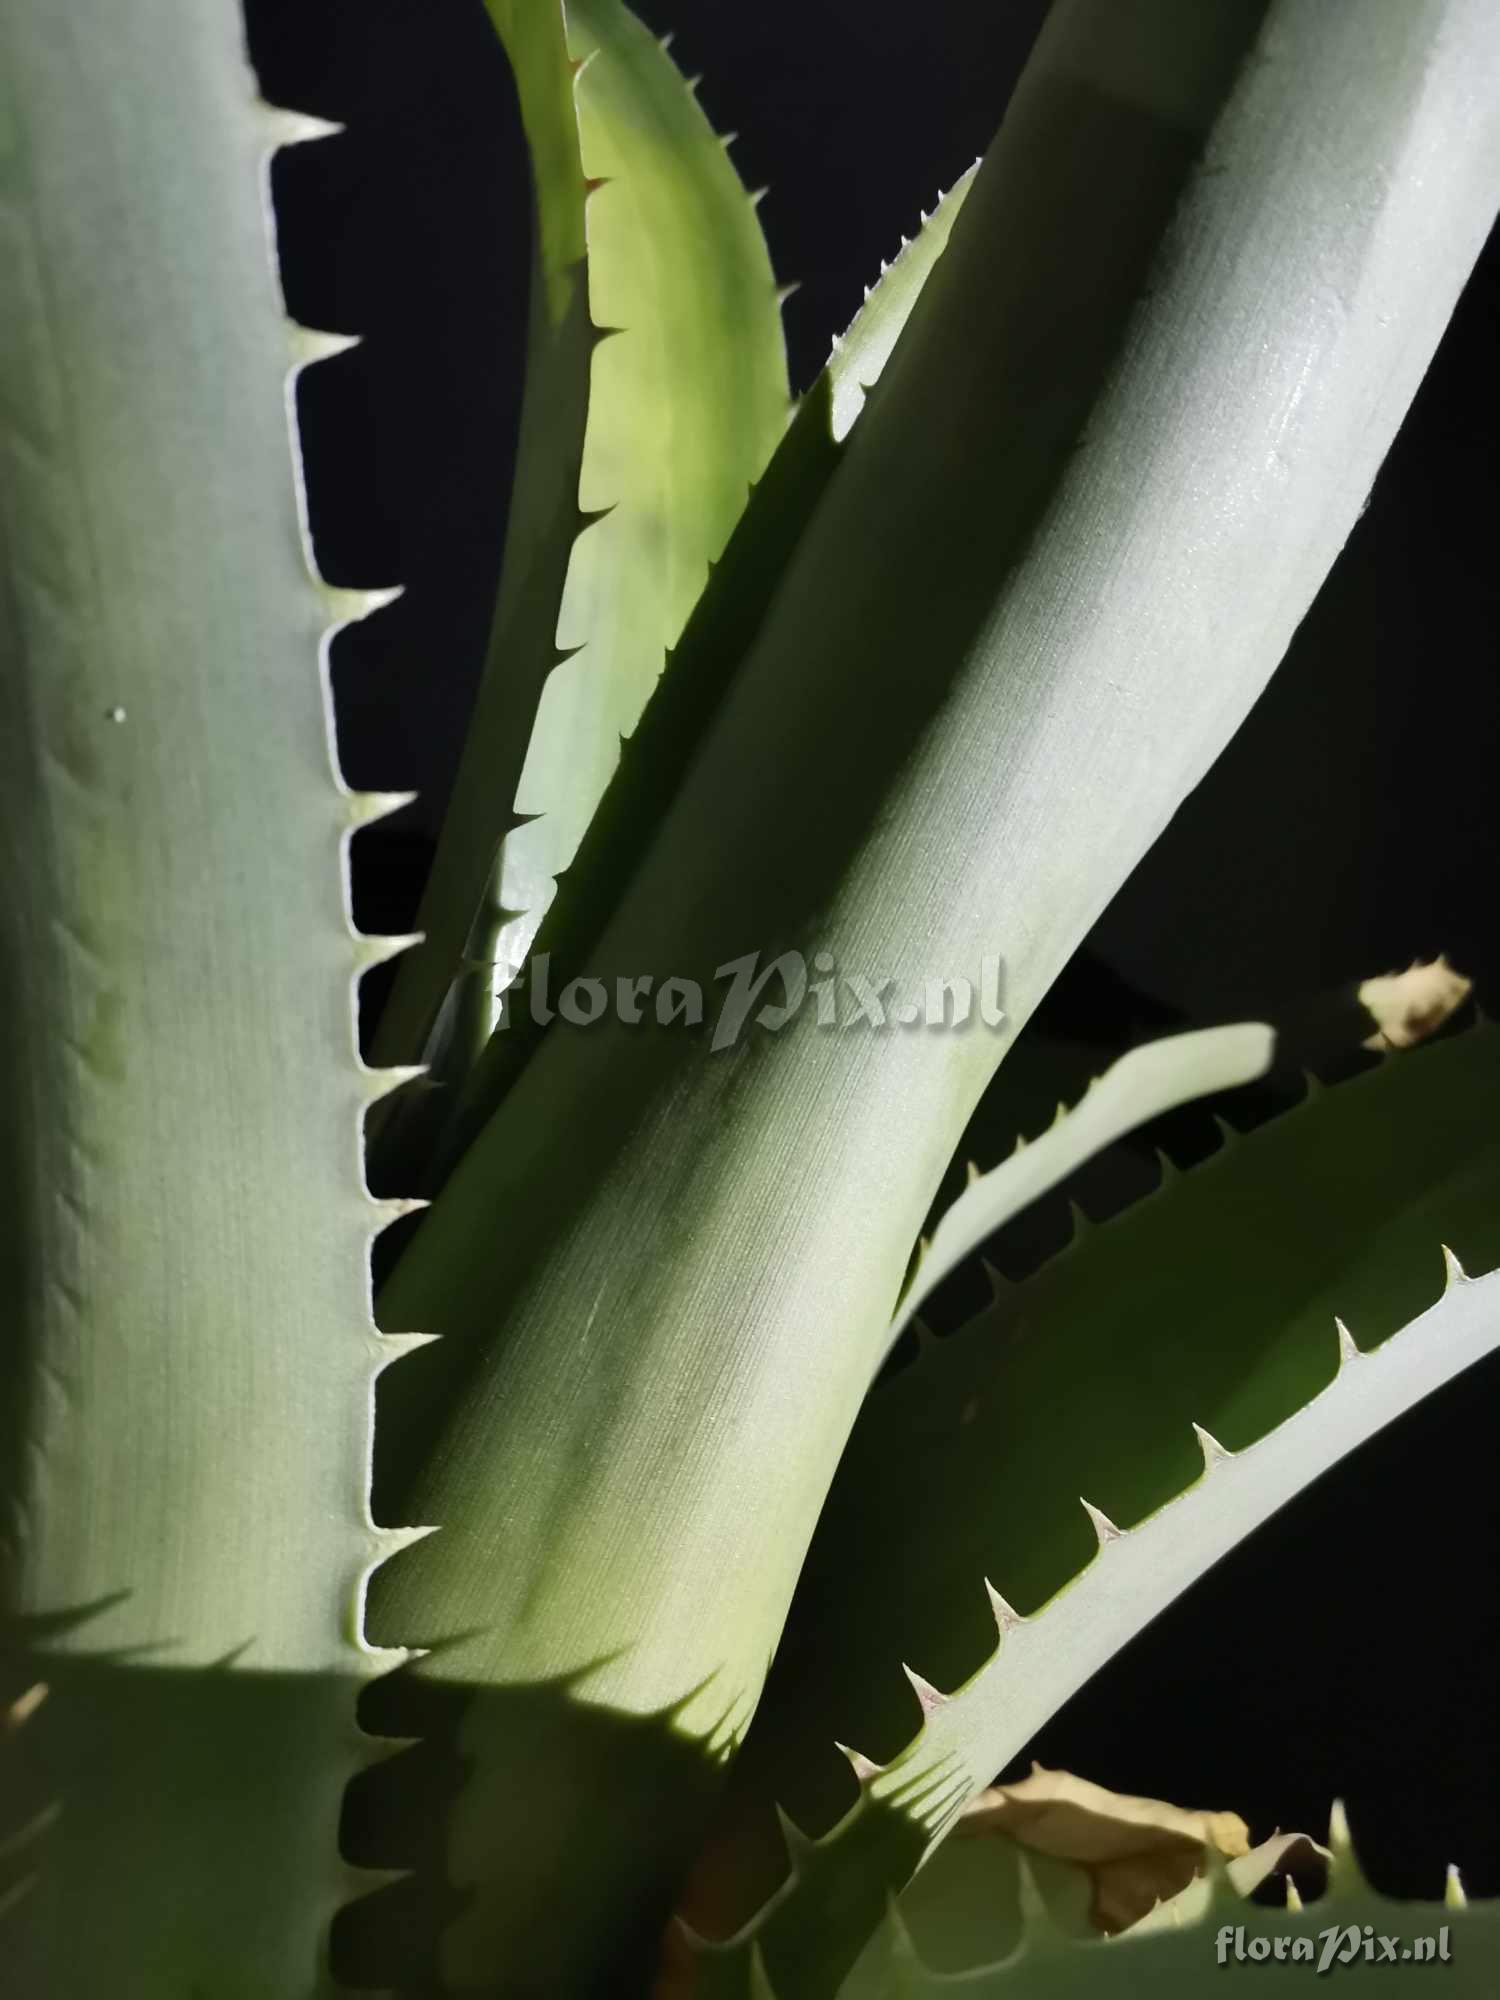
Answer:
[247,0,1499,1901]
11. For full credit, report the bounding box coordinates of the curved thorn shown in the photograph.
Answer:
[1081,1497,1124,1546]
[980,1255,1011,1301]
[902,1665,948,1714]
[835,1741,884,1786]
[287,322,361,370]
[1285,1875,1304,1913]
[1334,1316,1361,1367]
[773,1802,815,1864]
[1445,1862,1468,1909]
[370,1522,440,1562]
[321,582,404,628]
[255,100,344,150]
[371,1330,440,1373]
[1193,1421,1232,1469]
[345,788,417,829]
[353,930,423,973]
[984,1579,1024,1633]
[360,1063,426,1106]
[1441,1243,1470,1288]
[370,1195,430,1227]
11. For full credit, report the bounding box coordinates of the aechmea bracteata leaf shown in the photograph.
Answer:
[367,1,1500,1991]
[824,1805,1496,1998]
[429,168,981,1178]
[682,1027,1500,1996]
[0,4,426,1991]
[369,0,791,1189]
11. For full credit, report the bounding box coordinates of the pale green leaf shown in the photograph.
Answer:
[685,1028,1500,1997]
[370,0,791,1153]
[367,4,1500,1990]
[891,1023,1274,1352]
[834,1816,1496,1997]
[0,4,420,1991]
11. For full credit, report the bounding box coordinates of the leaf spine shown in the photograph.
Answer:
[984,1579,1024,1632]
[286,322,361,371]
[1193,1421,1232,1469]
[835,1742,884,1786]
[372,1328,440,1376]
[1441,1243,1470,1288]
[902,1665,949,1714]
[359,1062,426,1106]
[345,789,417,829]
[320,582,404,628]
[774,1802,815,1864]
[369,1196,430,1228]
[254,100,344,150]
[353,930,423,973]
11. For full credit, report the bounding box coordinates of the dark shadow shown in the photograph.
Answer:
[3,1644,730,1998]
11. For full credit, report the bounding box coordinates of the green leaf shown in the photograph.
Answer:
[833,1811,1496,1996]
[369,0,791,1167]
[429,171,978,1178]
[685,1028,1500,1997]
[891,1022,1275,1350]
[832,1777,1319,1995]
[0,6,423,1992]
[368,3,1500,1990]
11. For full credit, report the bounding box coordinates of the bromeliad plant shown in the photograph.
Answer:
[4,0,1500,1995]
